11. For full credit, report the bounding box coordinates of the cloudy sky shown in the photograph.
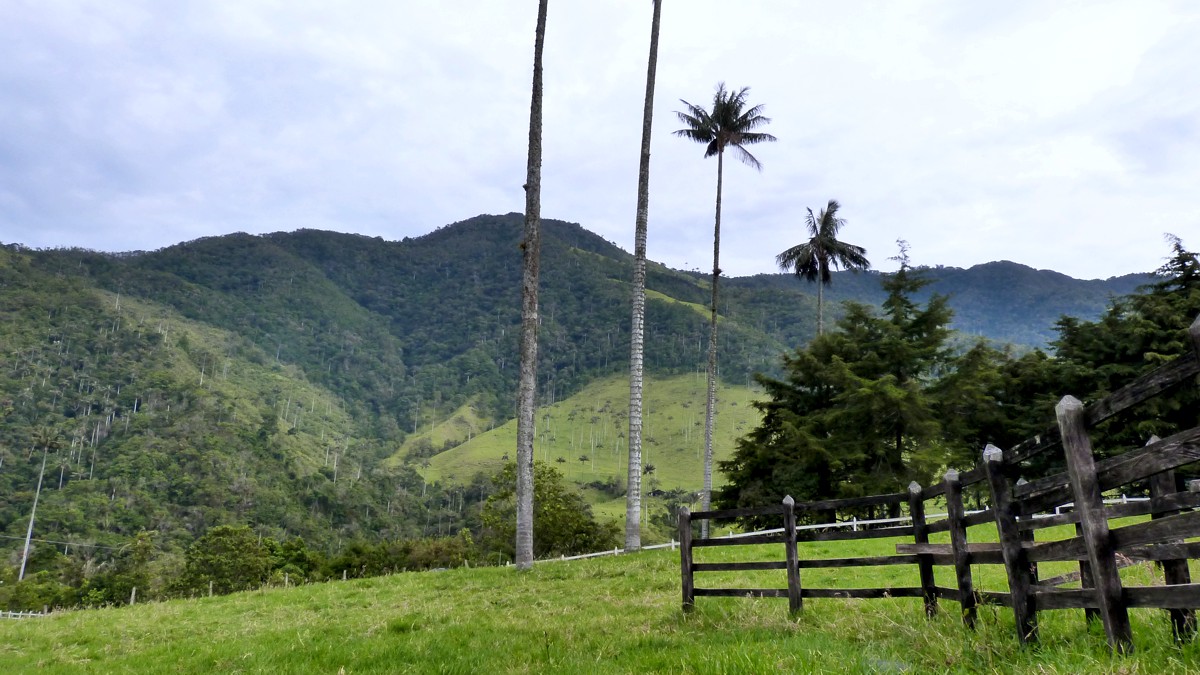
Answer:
[2,1,1197,280]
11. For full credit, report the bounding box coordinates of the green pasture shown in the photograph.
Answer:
[3,521,1197,674]
[416,374,761,499]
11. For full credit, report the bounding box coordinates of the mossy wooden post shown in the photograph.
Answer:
[1057,395,1133,654]
[983,445,1037,645]
[943,469,976,628]
[1147,435,1196,642]
[679,506,694,612]
[908,482,937,618]
[782,495,802,614]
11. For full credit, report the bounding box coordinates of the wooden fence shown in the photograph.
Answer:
[680,314,1200,652]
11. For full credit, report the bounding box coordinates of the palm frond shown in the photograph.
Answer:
[730,144,763,170]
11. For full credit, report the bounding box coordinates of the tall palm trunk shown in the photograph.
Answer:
[700,148,723,538]
[816,277,825,335]
[19,448,48,581]
[625,0,662,553]
[515,0,548,571]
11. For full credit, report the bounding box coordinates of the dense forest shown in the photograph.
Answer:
[0,214,1166,609]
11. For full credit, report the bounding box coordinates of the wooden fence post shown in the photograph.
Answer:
[1015,478,1040,591]
[679,506,694,612]
[983,445,1038,645]
[1074,519,1100,626]
[782,495,802,614]
[1147,435,1196,642]
[943,469,976,629]
[1057,395,1133,654]
[908,482,937,618]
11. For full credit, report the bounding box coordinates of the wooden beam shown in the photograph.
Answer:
[783,495,801,614]
[1057,395,1133,654]
[984,445,1039,645]
[944,469,977,629]
[1148,439,1196,643]
[909,482,938,618]
[679,506,693,612]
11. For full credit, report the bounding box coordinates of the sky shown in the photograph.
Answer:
[2,1,1198,280]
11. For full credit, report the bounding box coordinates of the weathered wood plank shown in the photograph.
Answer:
[679,507,694,612]
[977,590,1013,607]
[1025,536,1087,563]
[1094,427,1200,495]
[689,504,786,520]
[801,587,926,600]
[796,555,920,569]
[694,588,788,598]
[792,492,908,512]
[692,561,787,572]
[1037,554,1139,589]
[984,445,1039,645]
[1110,510,1200,550]
[1125,584,1200,610]
[1124,542,1200,561]
[797,525,916,542]
[1086,351,1200,426]
[692,533,788,547]
[1058,395,1133,654]
[909,482,938,618]
[944,469,978,629]
[1148,454,1196,642]
[1032,588,1097,611]
[783,495,802,614]
[1022,427,1200,513]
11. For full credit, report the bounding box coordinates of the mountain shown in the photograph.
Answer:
[0,214,1154,560]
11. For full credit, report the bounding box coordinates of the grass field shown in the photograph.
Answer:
[409,374,761,526]
[3,524,1198,673]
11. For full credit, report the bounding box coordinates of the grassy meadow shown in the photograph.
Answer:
[4,523,1198,674]
[404,374,762,525]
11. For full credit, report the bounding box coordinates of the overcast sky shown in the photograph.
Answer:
[2,1,1197,280]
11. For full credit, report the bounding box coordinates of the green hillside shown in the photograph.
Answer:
[0,215,1163,605]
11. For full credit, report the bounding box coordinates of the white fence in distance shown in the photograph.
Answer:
[528,495,1150,564]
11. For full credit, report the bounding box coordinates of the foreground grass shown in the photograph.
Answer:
[4,535,1200,674]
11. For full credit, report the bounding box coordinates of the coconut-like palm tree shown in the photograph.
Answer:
[515,0,549,571]
[776,199,870,335]
[625,0,663,553]
[675,83,775,529]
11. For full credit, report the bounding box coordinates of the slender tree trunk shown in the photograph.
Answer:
[515,0,548,572]
[625,0,662,553]
[816,280,824,335]
[700,149,723,538]
[19,448,48,581]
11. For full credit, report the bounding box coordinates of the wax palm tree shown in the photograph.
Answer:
[675,83,775,529]
[515,0,548,571]
[625,0,662,553]
[776,199,870,335]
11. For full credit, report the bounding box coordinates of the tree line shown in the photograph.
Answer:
[717,237,1200,522]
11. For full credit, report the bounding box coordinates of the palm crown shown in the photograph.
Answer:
[777,199,870,336]
[674,83,777,167]
[777,199,870,285]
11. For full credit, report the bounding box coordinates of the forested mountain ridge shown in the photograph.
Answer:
[0,214,1156,588]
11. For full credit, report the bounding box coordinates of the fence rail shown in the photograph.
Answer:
[678,312,1200,654]
[0,610,45,620]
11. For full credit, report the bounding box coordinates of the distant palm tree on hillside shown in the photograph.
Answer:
[776,199,870,335]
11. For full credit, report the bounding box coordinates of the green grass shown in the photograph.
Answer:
[4,527,1198,673]
[420,374,761,497]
